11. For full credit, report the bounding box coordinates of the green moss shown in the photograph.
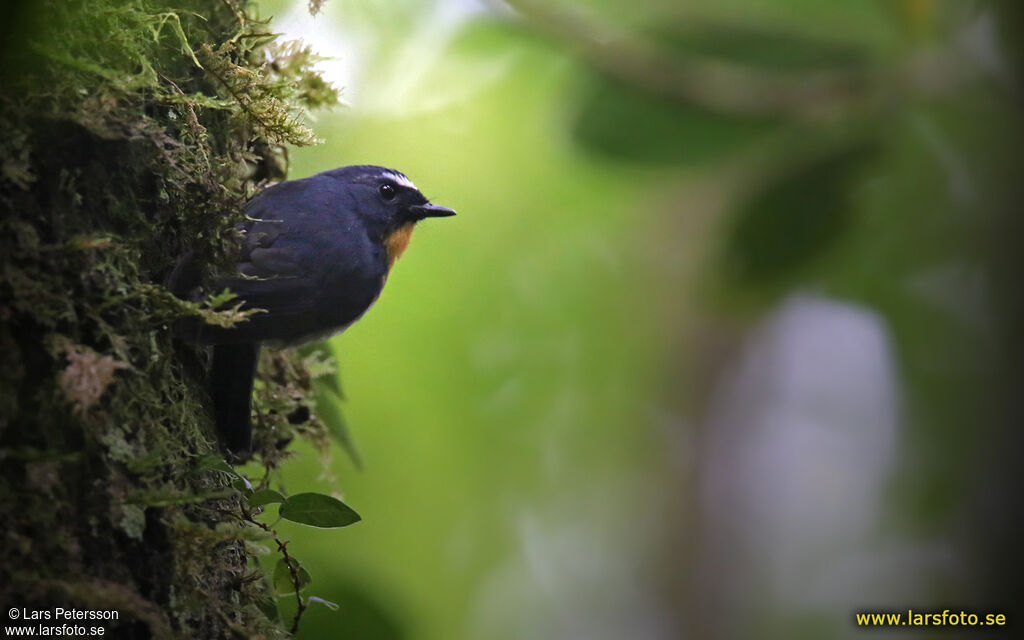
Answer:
[0,0,338,636]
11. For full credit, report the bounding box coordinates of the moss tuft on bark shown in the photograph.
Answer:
[0,0,338,636]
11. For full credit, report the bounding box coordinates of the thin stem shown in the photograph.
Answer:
[245,509,307,634]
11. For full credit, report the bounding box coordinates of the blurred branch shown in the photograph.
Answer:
[504,0,971,120]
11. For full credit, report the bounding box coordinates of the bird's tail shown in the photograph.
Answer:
[210,343,260,456]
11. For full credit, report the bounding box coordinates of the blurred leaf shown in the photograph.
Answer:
[279,492,362,528]
[653,22,870,72]
[256,594,280,621]
[245,542,273,556]
[572,21,873,165]
[248,488,287,507]
[298,342,362,467]
[725,142,877,284]
[315,382,362,469]
[573,78,775,165]
[273,557,312,595]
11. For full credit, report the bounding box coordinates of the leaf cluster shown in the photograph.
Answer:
[196,455,359,632]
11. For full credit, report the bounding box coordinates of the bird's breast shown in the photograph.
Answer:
[384,223,416,269]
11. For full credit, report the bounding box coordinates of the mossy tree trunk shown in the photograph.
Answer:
[0,1,336,637]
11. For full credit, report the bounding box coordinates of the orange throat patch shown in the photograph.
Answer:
[384,223,416,269]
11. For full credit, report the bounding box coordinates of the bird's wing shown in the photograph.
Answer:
[216,271,317,317]
[189,209,321,343]
[194,177,380,345]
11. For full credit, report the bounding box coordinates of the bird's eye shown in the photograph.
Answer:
[379,184,396,200]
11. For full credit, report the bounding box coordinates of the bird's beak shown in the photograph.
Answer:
[409,203,457,220]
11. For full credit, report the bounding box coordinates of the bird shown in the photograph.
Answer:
[170,165,456,455]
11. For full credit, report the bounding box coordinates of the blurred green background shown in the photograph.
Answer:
[254,1,1022,638]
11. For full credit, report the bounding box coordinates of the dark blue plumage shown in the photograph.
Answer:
[174,165,455,455]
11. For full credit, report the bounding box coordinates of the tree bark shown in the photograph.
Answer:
[0,1,335,636]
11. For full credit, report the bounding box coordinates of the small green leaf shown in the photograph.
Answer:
[248,488,287,507]
[307,596,339,611]
[279,492,361,528]
[273,558,312,595]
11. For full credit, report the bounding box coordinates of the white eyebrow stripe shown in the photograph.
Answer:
[383,171,417,191]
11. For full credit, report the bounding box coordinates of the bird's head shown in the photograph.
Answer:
[327,165,456,267]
